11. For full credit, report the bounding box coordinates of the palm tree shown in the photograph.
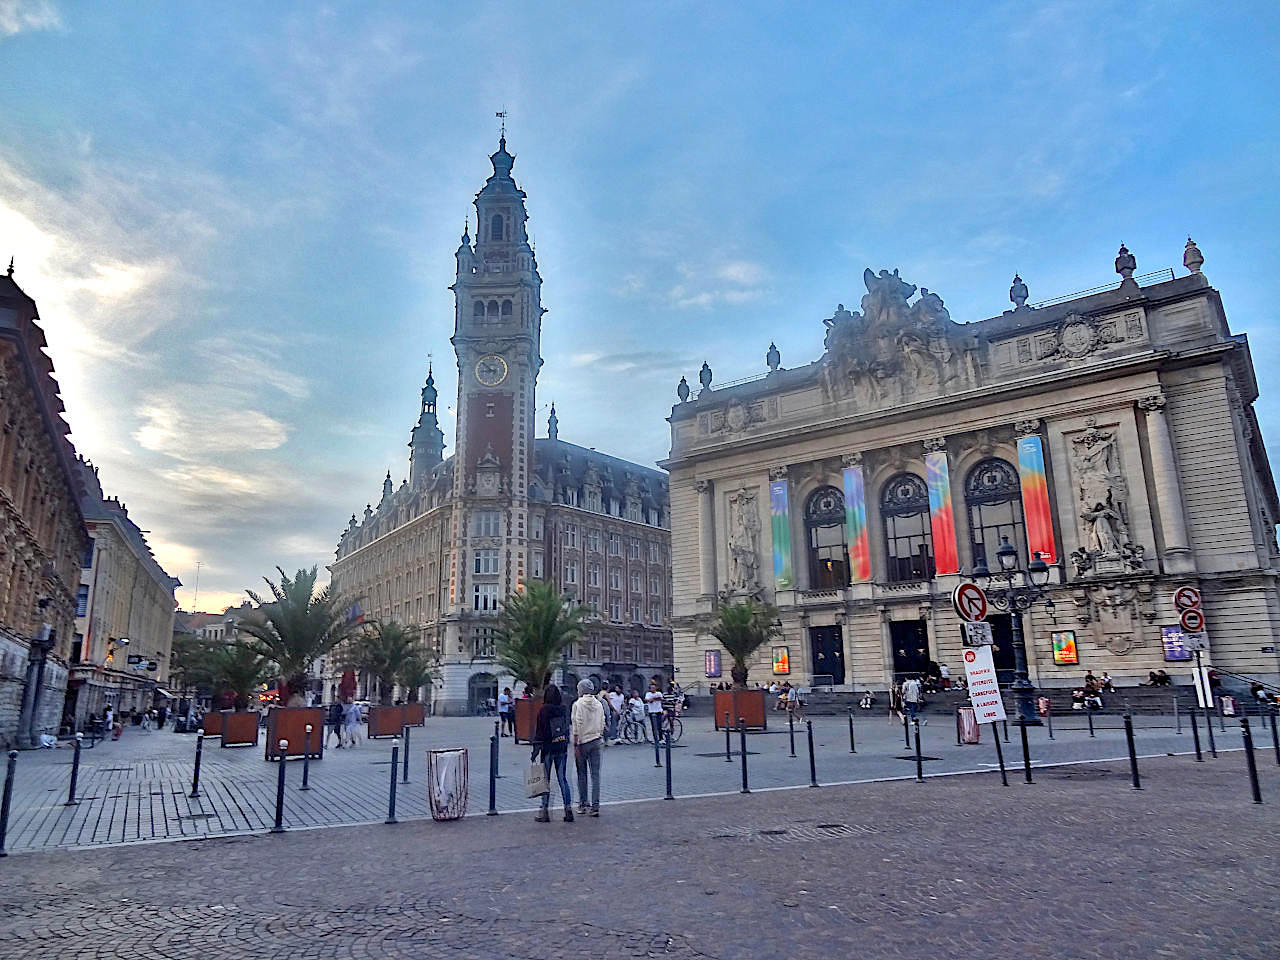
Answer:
[341,621,425,705]
[396,650,437,704]
[237,566,360,706]
[494,580,587,698]
[709,599,782,688]
[208,643,274,711]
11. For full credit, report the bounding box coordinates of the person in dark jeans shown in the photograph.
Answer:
[571,679,605,816]
[532,684,573,822]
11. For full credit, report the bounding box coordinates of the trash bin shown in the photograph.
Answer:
[428,748,469,821]
[955,706,980,744]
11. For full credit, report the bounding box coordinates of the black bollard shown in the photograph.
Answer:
[1241,718,1262,804]
[1205,702,1218,758]
[724,711,732,763]
[903,713,910,748]
[1087,709,1095,738]
[1018,723,1034,784]
[664,731,674,800]
[653,721,662,768]
[189,728,205,799]
[487,734,498,816]
[65,732,83,806]
[788,710,796,758]
[1189,704,1203,762]
[1045,702,1054,741]
[300,725,312,791]
[493,719,501,778]
[402,725,411,784]
[738,718,750,794]
[1271,707,1279,767]
[992,725,1009,786]
[807,720,818,788]
[386,738,400,824]
[0,750,17,857]
[848,709,857,754]
[913,719,924,783]
[1174,696,1181,735]
[1003,718,1010,743]
[271,740,288,833]
[1123,714,1141,790]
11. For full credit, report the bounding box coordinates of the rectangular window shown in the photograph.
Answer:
[586,489,602,511]
[80,541,94,569]
[650,603,661,625]
[473,627,496,658]
[608,534,621,556]
[631,600,641,623]
[76,585,89,617]
[588,594,600,616]
[649,542,660,562]
[630,571,641,593]
[564,560,578,585]
[472,511,501,537]
[627,501,642,522]
[648,507,660,526]
[587,528,601,553]
[473,583,499,612]
[587,635,600,660]
[609,598,621,622]
[532,514,544,539]
[473,549,499,575]
[610,498,621,516]
[608,567,621,590]
[628,539,641,559]
[563,487,578,506]
[587,562,600,587]
[565,523,578,548]
[650,575,661,595]
[531,550,544,579]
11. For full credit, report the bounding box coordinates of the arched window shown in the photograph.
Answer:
[491,213,504,241]
[881,473,934,582]
[501,299,513,317]
[473,300,484,318]
[486,300,499,318]
[805,485,849,588]
[965,458,1026,571]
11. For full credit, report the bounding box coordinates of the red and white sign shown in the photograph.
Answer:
[962,645,1007,723]
[1173,586,1202,612]
[952,582,989,623]
[1179,607,1205,633]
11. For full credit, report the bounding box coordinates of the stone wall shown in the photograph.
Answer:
[0,626,70,749]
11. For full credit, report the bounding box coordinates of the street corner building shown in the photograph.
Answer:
[665,241,1280,693]
[329,137,674,715]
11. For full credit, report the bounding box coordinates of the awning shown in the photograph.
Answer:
[156,688,174,698]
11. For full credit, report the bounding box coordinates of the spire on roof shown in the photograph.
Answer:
[548,403,559,441]
[6,257,12,277]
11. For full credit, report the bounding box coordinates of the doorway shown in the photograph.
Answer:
[467,673,498,715]
[890,619,930,682]
[809,625,845,686]
[987,614,1018,686]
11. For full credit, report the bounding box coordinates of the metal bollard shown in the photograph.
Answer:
[1003,718,1009,743]
[1189,705,1204,761]
[65,733,83,805]
[1271,707,1280,767]
[1123,714,1141,790]
[724,711,732,763]
[1241,718,1262,804]
[806,720,819,788]
[487,734,498,816]
[0,750,17,857]
[738,718,750,794]
[1174,696,1181,734]
[1206,703,1218,758]
[903,713,910,748]
[848,709,857,754]
[992,725,1008,786]
[652,721,662,768]
[788,709,796,758]
[493,719,502,778]
[664,731,674,800]
[1019,723,1034,784]
[402,725,411,784]
[271,740,288,833]
[1087,709,1094,738]
[300,725,312,791]
[386,738,400,824]
[1045,701,1054,741]
[189,729,205,799]
[913,718,924,783]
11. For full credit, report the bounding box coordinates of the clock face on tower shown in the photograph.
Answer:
[475,354,508,386]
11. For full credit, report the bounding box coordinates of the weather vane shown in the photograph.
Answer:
[496,108,507,138]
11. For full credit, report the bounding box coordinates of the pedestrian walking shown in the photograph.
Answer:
[531,684,573,822]
[901,675,925,724]
[326,700,344,748]
[644,681,664,744]
[606,685,624,744]
[572,679,605,816]
[498,687,514,737]
[341,698,362,748]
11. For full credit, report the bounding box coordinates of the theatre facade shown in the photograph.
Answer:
[665,241,1280,690]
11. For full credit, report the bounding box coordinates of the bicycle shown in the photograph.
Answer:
[619,713,647,744]
[661,711,684,743]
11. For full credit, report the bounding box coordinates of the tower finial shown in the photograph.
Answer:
[6,257,12,277]
[495,108,507,141]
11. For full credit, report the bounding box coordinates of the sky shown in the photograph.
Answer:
[1,1,1277,614]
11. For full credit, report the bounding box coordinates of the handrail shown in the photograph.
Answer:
[1211,668,1280,694]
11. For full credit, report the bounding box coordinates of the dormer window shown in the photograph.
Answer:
[491,213,504,241]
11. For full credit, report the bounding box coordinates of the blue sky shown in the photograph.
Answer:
[1,1,1277,612]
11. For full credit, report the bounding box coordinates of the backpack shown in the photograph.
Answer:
[548,710,570,746]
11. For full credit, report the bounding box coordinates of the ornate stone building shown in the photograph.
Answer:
[0,265,90,747]
[330,137,673,714]
[667,241,1280,690]
[69,457,180,728]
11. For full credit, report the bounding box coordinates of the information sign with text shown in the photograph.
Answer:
[962,645,1007,723]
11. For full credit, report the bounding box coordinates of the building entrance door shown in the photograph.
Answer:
[890,619,930,682]
[987,614,1018,686]
[809,625,845,686]
[467,673,498,715]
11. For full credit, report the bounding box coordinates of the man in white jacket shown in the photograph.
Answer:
[571,679,606,816]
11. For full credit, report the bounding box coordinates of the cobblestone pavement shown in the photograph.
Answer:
[0,710,1268,853]
[1,753,1277,960]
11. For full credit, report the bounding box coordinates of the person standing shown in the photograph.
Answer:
[103,706,114,742]
[341,698,361,748]
[644,681,665,744]
[498,687,514,737]
[572,679,605,816]
[901,674,924,725]
[606,686,624,744]
[327,700,344,748]
[531,684,573,822]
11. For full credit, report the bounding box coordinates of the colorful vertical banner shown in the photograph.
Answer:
[1017,435,1058,564]
[842,463,871,582]
[925,450,959,574]
[769,479,794,590]
[704,650,722,678]
[772,646,791,675]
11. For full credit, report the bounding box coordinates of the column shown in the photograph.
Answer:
[694,480,716,596]
[1138,394,1194,573]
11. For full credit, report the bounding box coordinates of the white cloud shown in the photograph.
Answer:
[668,259,770,309]
[135,400,291,460]
[0,0,59,37]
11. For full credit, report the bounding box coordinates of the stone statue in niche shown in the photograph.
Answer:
[821,268,980,408]
[726,487,762,596]
[1070,419,1147,573]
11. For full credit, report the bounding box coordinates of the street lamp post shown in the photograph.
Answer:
[971,536,1055,727]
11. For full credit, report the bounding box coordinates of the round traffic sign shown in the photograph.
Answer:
[1173,586,1202,611]
[963,649,977,664]
[952,582,989,622]
[1180,607,1205,633]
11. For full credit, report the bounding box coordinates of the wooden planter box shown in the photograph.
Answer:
[200,710,224,737]
[402,702,426,727]
[264,706,325,760]
[713,689,768,731]
[514,698,542,744]
[367,704,404,739]
[220,711,260,748]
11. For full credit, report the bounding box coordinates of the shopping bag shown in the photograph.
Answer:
[525,761,550,797]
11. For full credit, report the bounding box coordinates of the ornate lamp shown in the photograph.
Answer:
[971,551,991,589]
[996,535,1019,574]
[1028,550,1051,588]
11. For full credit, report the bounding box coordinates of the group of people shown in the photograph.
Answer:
[768,681,805,718]
[1070,671,1115,711]
[325,699,365,748]
[89,704,171,740]
[501,680,681,747]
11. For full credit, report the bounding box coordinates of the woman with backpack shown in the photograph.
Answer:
[531,683,574,822]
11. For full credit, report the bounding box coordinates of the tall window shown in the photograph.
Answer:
[630,570,641,593]
[491,213,504,241]
[531,550,544,579]
[501,299,512,318]
[966,458,1026,570]
[587,562,601,587]
[805,485,849,588]
[472,511,501,537]
[473,300,484,318]
[881,473,934,582]
[587,528,601,552]
[565,523,578,548]
[473,583,499,612]
[76,585,89,617]
[564,560,578,585]
[473,549,499,575]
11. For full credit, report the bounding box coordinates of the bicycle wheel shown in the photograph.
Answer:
[668,717,683,742]
[624,719,642,744]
